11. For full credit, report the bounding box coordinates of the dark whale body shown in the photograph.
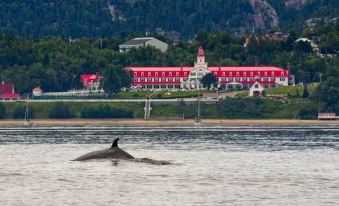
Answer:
[74,138,134,161]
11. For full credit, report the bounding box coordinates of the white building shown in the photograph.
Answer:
[119,37,168,53]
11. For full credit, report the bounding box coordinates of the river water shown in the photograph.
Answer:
[0,125,338,206]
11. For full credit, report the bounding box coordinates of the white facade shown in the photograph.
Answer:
[249,81,265,96]
[183,47,210,90]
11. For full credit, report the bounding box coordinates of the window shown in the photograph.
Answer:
[176,72,179,76]
[281,71,285,76]
[271,71,275,76]
[162,72,165,76]
[255,84,259,89]
[257,72,260,76]
[134,72,137,76]
[214,72,217,76]
[243,72,247,76]
[148,72,151,77]
[191,72,196,76]
[184,72,188,76]
[155,72,158,77]
[169,72,172,77]
[250,72,254,76]
[141,72,144,77]
[222,72,225,76]
[236,72,239,76]
[229,72,233,76]
[154,78,158,82]
[264,71,267,76]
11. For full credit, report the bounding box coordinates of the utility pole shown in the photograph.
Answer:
[318,73,323,113]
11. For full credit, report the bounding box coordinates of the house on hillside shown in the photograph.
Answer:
[266,32,288,42]
[80,74,103,92]
[119,37,168,53]
[0,82,20,100]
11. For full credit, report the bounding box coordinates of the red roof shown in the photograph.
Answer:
[33,87,43,92]
[209,66,286,72]
[1,93,20,100]
[0,83,14,94]
[81,74,102,86]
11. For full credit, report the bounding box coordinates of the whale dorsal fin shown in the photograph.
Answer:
[111,138,119,148]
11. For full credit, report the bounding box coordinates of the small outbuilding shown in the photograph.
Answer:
[32,86,43,97]
[249,81,265,97]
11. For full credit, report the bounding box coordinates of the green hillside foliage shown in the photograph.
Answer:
[0,0,338,38]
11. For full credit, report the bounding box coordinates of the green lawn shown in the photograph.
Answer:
[266,83,318,97]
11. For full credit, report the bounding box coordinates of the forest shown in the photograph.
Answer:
[0,0,338,38]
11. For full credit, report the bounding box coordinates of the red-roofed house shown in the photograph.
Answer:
[0,82,20,100]
[32,86,43,97]
[126,47,289,90]
[80,74,103,92]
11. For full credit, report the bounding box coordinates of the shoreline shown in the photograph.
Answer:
[0,119,337,127]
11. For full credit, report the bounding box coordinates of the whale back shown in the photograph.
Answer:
[74,138,134,161]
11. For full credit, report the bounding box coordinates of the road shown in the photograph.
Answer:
[2,98,219,103]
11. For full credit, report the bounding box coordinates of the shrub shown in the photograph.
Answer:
[48,102,73,119]
[81,105,133,118]
[0,103,5,119]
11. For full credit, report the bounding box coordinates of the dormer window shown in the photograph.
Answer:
[222,72,225,76]
[271,71,275,76]
[148,72,151,77]
[155,72,158,77]
[162,72,165,76]
[236,72,239,76]
[141,72,144,77]
[229,72,233,76]
[169,72,172,77]
[176,72,179,76]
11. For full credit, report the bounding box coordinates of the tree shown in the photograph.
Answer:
[102,65,132,95]
[294,40,313,54]
[201,73,218,89]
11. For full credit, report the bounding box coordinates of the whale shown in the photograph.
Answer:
[73,138,134,161]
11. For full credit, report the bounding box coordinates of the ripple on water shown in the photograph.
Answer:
[0,126,338,205]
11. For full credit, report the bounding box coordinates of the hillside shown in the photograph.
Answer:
[0,0,338,38]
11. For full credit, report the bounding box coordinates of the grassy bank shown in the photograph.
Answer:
[1,98,314,120]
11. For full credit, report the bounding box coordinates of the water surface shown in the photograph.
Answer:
[0,125,338,205]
